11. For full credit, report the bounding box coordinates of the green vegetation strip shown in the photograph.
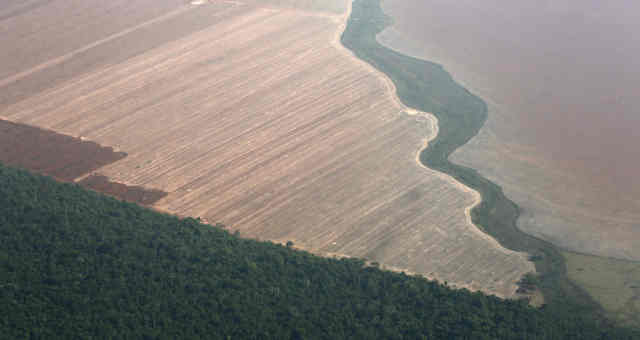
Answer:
[341,0,613,322]
[2,163,639,339]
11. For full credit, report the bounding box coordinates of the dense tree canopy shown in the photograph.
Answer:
[0,163,637,339]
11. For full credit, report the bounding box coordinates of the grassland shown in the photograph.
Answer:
[341,0,611,321]
[0,0,533,297]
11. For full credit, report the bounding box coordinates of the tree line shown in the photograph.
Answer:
[0,163,637,339]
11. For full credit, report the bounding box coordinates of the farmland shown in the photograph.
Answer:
[0,0,533,297]
[0,119,126,182]
[377,0,640,263]
[342,0,624,324]
[0,118,166,205]
[375,0,640,325]
[4,163,638,338]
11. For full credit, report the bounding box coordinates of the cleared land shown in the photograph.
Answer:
[0,119,167,205]
[79,174,168,206]
[376,0,639,325]
[0,119,126,181]
[377,1,640,262]
[0,0,532,297]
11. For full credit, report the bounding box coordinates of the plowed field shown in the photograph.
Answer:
[0,119,167,205]
[0,0,533,297]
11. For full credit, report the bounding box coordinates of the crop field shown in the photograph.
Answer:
[377,1,640,263]
[448,90,640,262]
[373,0,638,322]
[0,119,126,181]
[0,0,533,297]
[0,119,166,204]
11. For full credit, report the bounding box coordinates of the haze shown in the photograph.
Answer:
[380,0,640,259]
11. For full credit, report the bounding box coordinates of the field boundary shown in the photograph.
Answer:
[340,0,611,322]
[331,1,525,259]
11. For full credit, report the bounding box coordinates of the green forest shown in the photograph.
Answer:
[1,163,638,339]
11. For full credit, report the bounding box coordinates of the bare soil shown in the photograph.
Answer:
[0,119,126,181]
[0,0,533,297]
[79,174,168,205]
[0,119,167,205]
[378,0,640,261]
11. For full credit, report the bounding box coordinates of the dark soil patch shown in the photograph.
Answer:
[79,174,167,206]
[0,119,126,181]
[0,119,167,205]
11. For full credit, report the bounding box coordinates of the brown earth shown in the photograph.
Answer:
[0,0,533,297]
[377,0,640,261]
[79,174,168,206]
[0,119,167,205]
[0,119,126,181]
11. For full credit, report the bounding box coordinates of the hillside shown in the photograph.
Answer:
[0,163,637,339]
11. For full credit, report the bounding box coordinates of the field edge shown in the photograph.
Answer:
[340,0,614,324]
